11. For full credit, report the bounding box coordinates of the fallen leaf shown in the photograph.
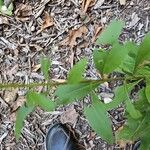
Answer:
[11,96,26,112]
[41,11,54,31]
[60,106,79,125]
[92,24,103,42]
[119,0,126,5]
[82,0,95,13]
[60,26,88,48]
[15,4,32,21]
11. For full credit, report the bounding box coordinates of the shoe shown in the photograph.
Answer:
[132,141,141,150]
[45,123,85,150]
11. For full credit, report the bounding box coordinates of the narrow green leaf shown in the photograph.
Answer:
[145,79,150,104]
[131,112,150,139]
[116,115,140,141]
[124,83,142,119]
[140,133,150,150]
[135,33,150,67]
[135,88,150,112]
[26,91,55,111]
[0,0,3,7]
[135,66,150,76]
[125,99,142,119]
[40,57,50,80]
[68,58,87,84]
[105,81,139,110]
[93,49,108,74]
[55,82,100,104]
[0,2,13,16]
[118,42,139,74]
[15,105,34,140]
[96,20,124,45]
[103,43,128,74]
[84,94,114,144]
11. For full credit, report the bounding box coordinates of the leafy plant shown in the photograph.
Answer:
[1,20,150,149]
[0,0,13,15]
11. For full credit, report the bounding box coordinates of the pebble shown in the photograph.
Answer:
[103,97,112,104]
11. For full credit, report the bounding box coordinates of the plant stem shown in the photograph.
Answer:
[0,75,146,89]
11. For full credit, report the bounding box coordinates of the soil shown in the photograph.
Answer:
[0,0,150,149]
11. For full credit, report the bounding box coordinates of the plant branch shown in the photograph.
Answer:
[0,75,146,89]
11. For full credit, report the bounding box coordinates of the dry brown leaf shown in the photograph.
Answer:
[4,89,18,104]
[92,24,103,43]
[41,11,54,31]
[15,4,32,21]
[82,0,95,13]
[60,107,79,125]
[119,0,126,5]
[60,26,88,48]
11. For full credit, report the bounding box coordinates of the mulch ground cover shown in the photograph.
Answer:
[0,0,150,149]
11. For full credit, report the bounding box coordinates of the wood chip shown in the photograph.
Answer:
[119,0,126,5]
[11,96,26,112]
[94,0,105,9]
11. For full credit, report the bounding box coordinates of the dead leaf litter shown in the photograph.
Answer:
[0,0,150,149]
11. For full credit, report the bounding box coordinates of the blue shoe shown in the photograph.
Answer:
[45,123,85,150]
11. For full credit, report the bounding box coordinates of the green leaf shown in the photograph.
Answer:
[15,105,34,140]
[135,66,150,76]
[118,42,139,74]
[125,98,142,119]
[26,91,55,111]
[55,82,100,104]
[40,57,50,80]
[93,49,108,74]
[145,79,150,104]
[0,2,13,16]
[103,43,128,74]
[105,81,138,110]
[135,88,150,112]
[84,94,114,144]
[131,112,150,140]
[68,58,87,84]
[135,33,150,67]
[0,0,3,7]
[96,20,124,45]
[116,115,140,141]
[124,83,142,119]
[140,133,150,150]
